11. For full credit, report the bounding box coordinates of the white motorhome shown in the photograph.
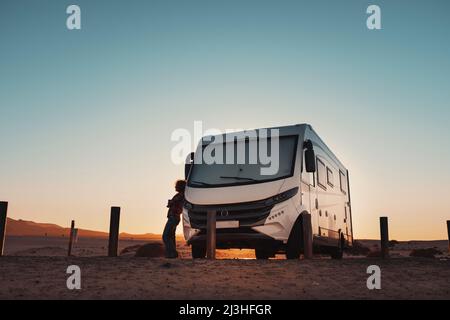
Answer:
[183,124,353,259]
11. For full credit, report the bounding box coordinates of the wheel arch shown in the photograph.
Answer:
[287,209,310,239]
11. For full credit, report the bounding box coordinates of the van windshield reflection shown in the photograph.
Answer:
[187,136,298,188]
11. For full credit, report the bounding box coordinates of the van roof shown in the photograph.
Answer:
[201,123,310,141]
[199,123,347,170]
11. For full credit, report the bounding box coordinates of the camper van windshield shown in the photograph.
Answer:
[188,135,298,188]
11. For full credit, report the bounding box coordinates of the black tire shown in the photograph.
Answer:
[191,244,206,259]
[255,248,271,260]
[286,218,303,259]
[330,234,345,260]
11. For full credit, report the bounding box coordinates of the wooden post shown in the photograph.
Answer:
[73,228,79,243]
[0,201,8,257]
[108,206,120,257]
[302,213,313,259]
[380,216,389,259]
[206,210,216,259]
[68,220,75,256]
[447,220,450,253]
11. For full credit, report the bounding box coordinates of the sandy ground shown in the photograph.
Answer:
[0,236,449,299]
[3,235,258,259]
[1,257,449,299]
[4,236,152,257]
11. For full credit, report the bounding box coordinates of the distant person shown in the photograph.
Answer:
[162,180,186,258]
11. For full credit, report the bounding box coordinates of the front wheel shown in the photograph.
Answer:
[286,218,303,259]
[255,248,272,260]
[191,244,206,259]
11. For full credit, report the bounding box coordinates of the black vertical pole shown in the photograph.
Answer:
[447,220,450,253]
[108,207,120,257]
[206,210,216,259]
[68,220,75,256]
[0,201,8,257]
[302,213,313,259]
[380,217,389,259]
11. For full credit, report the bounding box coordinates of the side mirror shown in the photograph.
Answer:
[303,140,316,173]
[184,152,194,179]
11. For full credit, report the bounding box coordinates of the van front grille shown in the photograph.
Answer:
[188,203,274,229]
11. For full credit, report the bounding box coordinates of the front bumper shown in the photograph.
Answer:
[183,188,301,246]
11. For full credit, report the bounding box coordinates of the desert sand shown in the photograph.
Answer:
[0,236,449,300]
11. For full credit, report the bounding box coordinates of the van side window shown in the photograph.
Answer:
[316,158,327,190]
[327,167,334,187]
[340,170,348,194]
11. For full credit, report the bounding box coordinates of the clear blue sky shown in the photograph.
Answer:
[1,0,449,239]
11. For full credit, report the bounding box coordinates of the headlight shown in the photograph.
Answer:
[264,187,298,206]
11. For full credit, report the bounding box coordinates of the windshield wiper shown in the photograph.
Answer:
[219,176,259,182]
[189,180,213,186]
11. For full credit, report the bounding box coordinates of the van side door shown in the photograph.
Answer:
[340,170,352,243]
[316,157,329,237]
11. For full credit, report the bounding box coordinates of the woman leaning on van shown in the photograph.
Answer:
[162,180,186,258]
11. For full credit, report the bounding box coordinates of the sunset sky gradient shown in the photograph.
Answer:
[1,0,449,240]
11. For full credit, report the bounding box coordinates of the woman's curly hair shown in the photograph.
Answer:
[175,179,186,193]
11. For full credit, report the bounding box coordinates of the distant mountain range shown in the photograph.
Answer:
[5,217,160,240]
